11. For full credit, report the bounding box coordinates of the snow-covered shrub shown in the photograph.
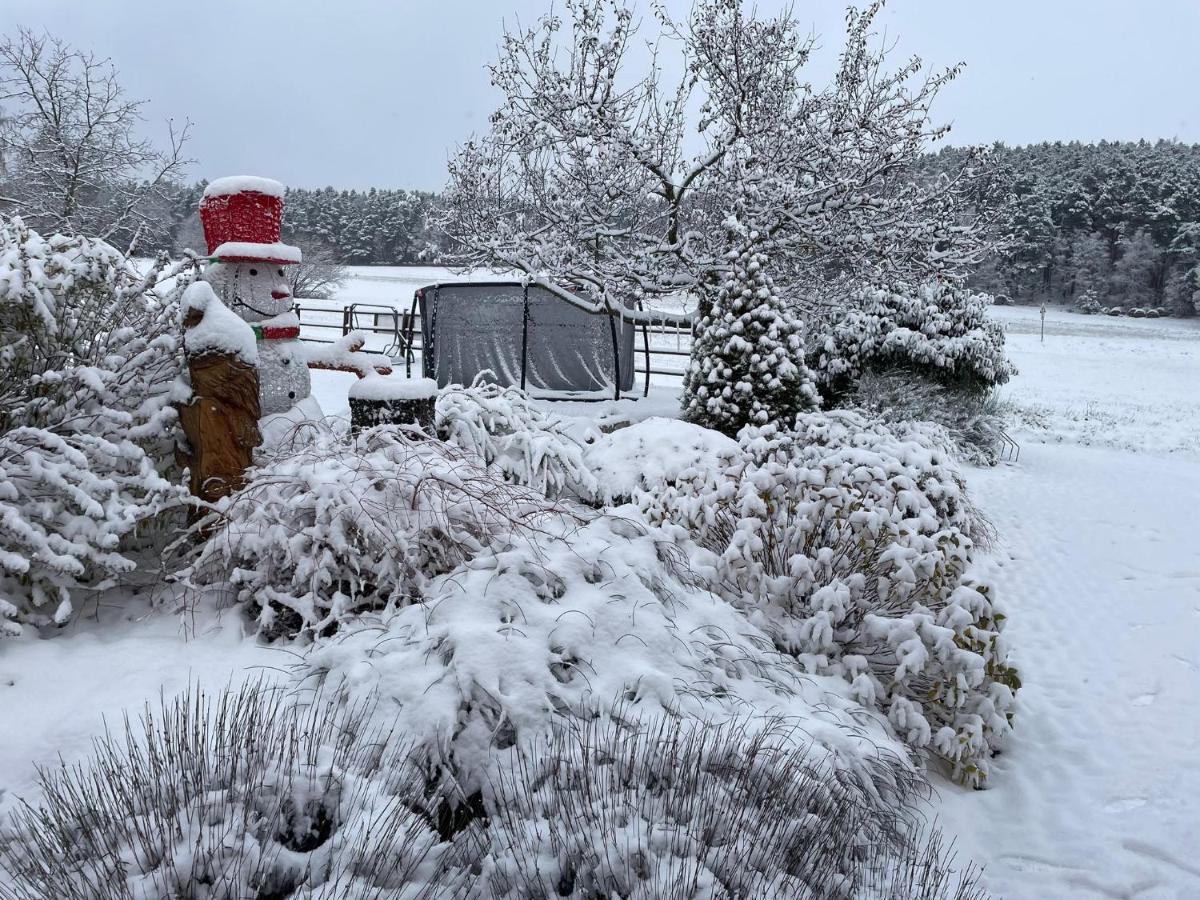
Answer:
[296,502,909,799]
[0,217,189,633]
[1130,306,1147,318]
[582,416,739,504]
[0,682,465,900]
[683,246,820,437]
[846,369,1012,467]
[636,415,1019,786]
[1075,290,1102,314]
[435,378,599,500]
[182,427,569,640]
[0,684,987,900]
[1106,306,1124,316]
[476,715,987,899]
[811,279,1015,403]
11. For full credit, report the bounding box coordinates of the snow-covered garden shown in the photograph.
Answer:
[4,248,1197,895]
[2,1,1199,897]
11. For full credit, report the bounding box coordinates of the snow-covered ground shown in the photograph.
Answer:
[934,304,1200,899]
[2,293,1199,897]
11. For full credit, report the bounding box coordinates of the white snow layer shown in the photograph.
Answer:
[930,303,1200,898]
[180,281,258,364]
[583,416,739,502]
[202,175,286,198]
[348,375,438,401]
[210,241,302,264]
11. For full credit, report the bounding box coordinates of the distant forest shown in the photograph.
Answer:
[105,140,1200,316]
[924,140,1200,313]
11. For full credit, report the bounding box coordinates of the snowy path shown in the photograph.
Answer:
[935,308,1200,899]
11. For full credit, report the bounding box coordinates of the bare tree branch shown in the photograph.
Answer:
[0,28,192,241]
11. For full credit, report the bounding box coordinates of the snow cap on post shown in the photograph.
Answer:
[199,175,302,265]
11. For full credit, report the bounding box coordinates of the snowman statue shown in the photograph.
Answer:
[198,176,324,442]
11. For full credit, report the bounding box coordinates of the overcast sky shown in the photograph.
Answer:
[6,1,1199,191]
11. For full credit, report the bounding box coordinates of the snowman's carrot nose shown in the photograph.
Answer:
[271,289,291,300]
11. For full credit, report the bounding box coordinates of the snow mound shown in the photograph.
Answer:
[584,417,739,502]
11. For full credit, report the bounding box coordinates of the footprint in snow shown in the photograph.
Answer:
[1103,796,1148,813]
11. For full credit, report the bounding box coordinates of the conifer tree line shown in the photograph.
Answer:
[5,145,1200,313]
[151,184,447,265]
[921,140,1200,314]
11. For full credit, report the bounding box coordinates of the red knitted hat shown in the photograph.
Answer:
[199,176,302,265]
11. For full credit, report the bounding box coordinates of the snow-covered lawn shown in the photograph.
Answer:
[935,305,1200,898]
[2,295,1198,896]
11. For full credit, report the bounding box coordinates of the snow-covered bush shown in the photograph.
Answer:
[846,369,1012,468]
[683,247,820,437]
[0,217,189,633]
[296,501,908,798]
[583,416,739,505]
[476,716,987,899]
[0,683,988,900]
[811,279,1015,403]
[0,682,464,900]
[435,378,599,500]
[1075,290,1102,314]
[182,427,569,640]
[636,414,1019,786]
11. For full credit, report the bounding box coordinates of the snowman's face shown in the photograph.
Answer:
[202,261,293,323]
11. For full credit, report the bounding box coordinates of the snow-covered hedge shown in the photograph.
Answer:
[182,427,569,640]
[811,280,1015,402]
[0,682,461,899]
[846,370,1012,468]
[475,716,984,898]
[0,217,188,634]
[636,414,1019,786]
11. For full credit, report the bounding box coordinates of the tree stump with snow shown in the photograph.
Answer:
[176,282,262,509]
[349,377,438,434]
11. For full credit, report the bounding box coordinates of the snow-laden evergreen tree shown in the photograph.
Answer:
[922,140,1200,308]
[811,278,1014,403]
[0,216,191,634]
[683,246,819,436]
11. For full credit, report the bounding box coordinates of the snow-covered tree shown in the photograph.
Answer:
[0,29,190,243]
[1109,230,1161,308]
[811,279,1015,402]
[1165,263,1200,315]
[683,245,819,435]
[0,216,190,633]
[443,0,985,326]
[1068,231,1111,299]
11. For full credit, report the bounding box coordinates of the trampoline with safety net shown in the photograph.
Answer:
[406,281,650,400]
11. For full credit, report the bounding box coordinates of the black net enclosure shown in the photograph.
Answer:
[410,282,638,398]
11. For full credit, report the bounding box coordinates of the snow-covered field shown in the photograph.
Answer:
[935,305,1200,898]
[2,293,1199,897]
